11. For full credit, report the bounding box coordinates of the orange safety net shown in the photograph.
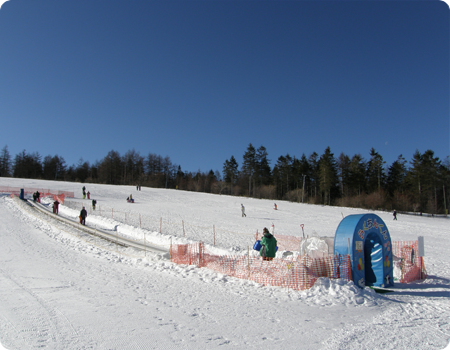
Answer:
[52,193,65,205]
[392,240,427,283]
[0,187,74,199]
[254,231,303,252]
[170,243,352,291]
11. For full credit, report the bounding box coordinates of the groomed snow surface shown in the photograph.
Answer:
[0,178,449,350]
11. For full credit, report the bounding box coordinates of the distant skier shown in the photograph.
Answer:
[92,199,97,210]
[87,191,90,200]
[241,204,246,217]
[260,227,277,261]
[80,206,87,225]
[274,203,277,210]
[393,210,397,220]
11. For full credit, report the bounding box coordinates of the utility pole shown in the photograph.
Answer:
[444,185,447,216]
[302,174,306,203]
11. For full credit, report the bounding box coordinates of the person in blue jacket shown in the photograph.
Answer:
[260,227,277,261]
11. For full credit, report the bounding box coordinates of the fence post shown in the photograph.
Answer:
[248,246,250,278]
[144,232,146,257]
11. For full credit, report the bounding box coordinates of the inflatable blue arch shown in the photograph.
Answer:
[333,213,394,289]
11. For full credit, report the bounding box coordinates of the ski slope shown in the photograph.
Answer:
[0,178,449,349]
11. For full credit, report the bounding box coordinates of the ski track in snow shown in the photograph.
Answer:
[0,178,449,349]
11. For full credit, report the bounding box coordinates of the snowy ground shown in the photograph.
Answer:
[0,178,449,350]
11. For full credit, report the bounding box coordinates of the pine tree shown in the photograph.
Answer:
[348,154,366,196]
[223,156,239,195]
[308,152,319,200]
[98,150,122,184]
[337,152,351,197]
[366,148,386,193]
[0,145,12,177]
[43,155,67,180]
[273,154,293,199]
[241,143,257,196]
[318,147,339,205]
[386,154,407,197]
[255,145,272,186]
[13,150,42,179]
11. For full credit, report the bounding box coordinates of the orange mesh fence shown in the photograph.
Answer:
[0,187,74,199]
[170,243,352,291]
[254,231,302,252]
[52,193,65,205]
[392,240,427,283]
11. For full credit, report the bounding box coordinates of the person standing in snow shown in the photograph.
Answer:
[87,191,90,200]
[53,200,59,214]
[241,204,246,217]
[80,206,87,225]
[393,210,397,220]
[260,227,277,261]
[92,199,97,210]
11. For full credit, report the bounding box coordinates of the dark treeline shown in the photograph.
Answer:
[1,144,449,215]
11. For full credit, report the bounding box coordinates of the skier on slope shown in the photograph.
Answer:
[241,204,246,217]
[53,200,59,214]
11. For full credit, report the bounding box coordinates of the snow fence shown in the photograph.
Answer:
[62,201,426,286]
[1,186,74,204]
[392,240,427,283]
[170,242,352,291]
[65,200,306,250]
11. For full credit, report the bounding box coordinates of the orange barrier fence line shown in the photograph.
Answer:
[0,187,74,198]
[170,243,352,291]
[63,201,426,285]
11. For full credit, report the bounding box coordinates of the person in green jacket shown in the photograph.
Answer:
[260,227,277,261]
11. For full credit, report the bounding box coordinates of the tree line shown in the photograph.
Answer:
[1,144,449,214]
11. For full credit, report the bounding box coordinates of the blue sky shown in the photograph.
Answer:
[0,0,448,175]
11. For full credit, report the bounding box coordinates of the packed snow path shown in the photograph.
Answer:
[27,198,169,255]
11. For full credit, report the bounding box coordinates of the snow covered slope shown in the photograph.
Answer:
[0,178,449,349]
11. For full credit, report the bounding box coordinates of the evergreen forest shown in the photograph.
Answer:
[1,144,449,215]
